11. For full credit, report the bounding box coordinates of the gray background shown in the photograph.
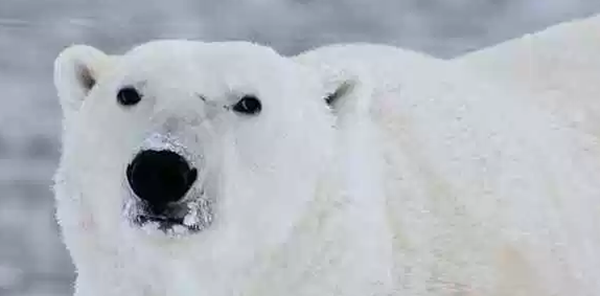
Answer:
[1,1,599,295]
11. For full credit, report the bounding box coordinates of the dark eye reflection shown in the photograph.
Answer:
[117,86,142,106]
[196,94,262,116]
[232,95,262,115]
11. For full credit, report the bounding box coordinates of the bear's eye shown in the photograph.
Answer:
[117,87,142,106]
[232,95,262,115]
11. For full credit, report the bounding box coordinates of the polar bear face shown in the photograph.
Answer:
[53,41,337,255]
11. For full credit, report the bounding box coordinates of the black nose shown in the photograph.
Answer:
[126,150,197,210]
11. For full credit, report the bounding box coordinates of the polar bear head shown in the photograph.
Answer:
[52,41,351,288]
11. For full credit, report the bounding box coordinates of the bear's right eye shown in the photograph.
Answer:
[232,95,262,115]
[117,87,142,106]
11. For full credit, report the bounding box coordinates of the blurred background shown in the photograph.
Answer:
[0,1,599,295]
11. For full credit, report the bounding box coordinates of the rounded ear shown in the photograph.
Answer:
[317,66,361,116]
[313,65,374,125]
[54,45,111,119]
[324,80,355,110]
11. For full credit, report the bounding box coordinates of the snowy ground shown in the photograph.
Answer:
[1,1,599,295]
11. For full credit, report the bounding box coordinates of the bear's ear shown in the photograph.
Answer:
[54,45,111,118]
[324,80,355,111]
[320,73,370,122]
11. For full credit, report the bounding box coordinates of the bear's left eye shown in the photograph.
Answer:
[232,95,262,115]
[117,87,142,106]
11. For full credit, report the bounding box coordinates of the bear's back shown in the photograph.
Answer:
[297,43,600,295]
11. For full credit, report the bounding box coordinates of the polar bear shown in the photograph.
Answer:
[53,40,600,296]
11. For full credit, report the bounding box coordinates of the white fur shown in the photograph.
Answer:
[455,15,600,141]
[53,36,600,296]
[295,40,600,294]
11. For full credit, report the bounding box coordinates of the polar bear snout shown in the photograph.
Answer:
[123,133,213,235]
[126,149,198,211]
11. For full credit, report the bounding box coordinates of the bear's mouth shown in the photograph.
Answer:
[135,214,186,231]
[123,133,213,236]
[138,215,184,226]
[130,194,213,235]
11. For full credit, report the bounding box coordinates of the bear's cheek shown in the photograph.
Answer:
[62,139,137,231]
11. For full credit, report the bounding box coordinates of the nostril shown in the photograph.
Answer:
[126,150,197,208]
